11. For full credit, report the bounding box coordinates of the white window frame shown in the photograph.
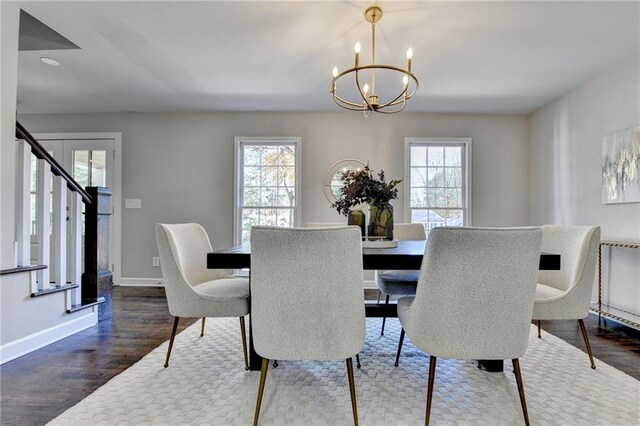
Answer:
[233,137,302,246]
[404,137,472,226]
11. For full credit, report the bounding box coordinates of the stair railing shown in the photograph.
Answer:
[12,121,112,319]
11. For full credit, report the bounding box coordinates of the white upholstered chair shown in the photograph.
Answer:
[532,225,601,369]
[155,223,250,369]
[375,223,426,337]
[250,226,365,426]
[398,227,542,425]
[303,221,362,369]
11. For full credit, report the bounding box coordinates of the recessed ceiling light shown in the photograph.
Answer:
[40,57,60,66]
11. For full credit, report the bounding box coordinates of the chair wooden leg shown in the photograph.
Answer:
[425,356,437,426]
[200,317,206,337]
[253,357,269,426]
[240,316,249,371]
[537,320,541,339]
[394,328,406,367]
[381,294,390,336]
[512,358,530,426]
[164,316,180,368]
[346,358,359,426]
[355,353,361,369]
[578,319,596,369]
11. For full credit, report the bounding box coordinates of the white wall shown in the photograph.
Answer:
[19,112,530,280]
[529,53,640,314]
[1,271,97,363]
[0,4,97,363]
[1,1,20,269]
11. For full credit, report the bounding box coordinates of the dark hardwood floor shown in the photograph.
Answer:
[0,287,197,426]
[538,313,640,376]
[1,287,639,426]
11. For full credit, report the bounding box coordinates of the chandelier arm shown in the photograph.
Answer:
[334,101,368,112]
[384,98,410,108]
[331,62,418,112]
[405,76,419,99]
[332,91,368,110]
[348,65,420,105]
[377,86,408,110]
[332,94,368,111]
[379,77,420,108]
[333,65,417,79]
[354,69,373,110]
[377,98,407,114]
[352,64,410,73]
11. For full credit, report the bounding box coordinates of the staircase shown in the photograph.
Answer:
[2,122,112,318]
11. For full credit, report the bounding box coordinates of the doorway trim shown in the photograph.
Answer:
[33,132,123,285]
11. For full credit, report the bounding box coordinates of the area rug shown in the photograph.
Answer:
[49,317,639,425]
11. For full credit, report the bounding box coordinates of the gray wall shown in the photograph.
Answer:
[20,112,530,280]
[529,53,640,314]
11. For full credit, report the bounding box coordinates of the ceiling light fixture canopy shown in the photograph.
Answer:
[331,6,418,116]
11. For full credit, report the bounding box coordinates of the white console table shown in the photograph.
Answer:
[592,240,640,328]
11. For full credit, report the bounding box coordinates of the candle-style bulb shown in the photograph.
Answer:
[354,42,361,54]
[406,47,414,59]
[332,67,339,78]
[363,83,369,94]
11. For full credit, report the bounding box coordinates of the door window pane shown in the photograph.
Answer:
[73,150,106,187]
[73,150,90,187]
[91,151,106,187]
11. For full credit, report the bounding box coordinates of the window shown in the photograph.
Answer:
[405,138,471,230]
[234,137,301,245]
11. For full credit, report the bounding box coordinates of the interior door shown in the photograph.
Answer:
[40,138,116,279]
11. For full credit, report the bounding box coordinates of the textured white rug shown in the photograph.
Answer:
[49,317,639,425]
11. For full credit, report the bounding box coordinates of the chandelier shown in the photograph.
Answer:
[330,5,419,116]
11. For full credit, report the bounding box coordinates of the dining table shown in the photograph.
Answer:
[207,239,561,372]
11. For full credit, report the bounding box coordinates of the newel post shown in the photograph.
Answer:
[82,186,113,321]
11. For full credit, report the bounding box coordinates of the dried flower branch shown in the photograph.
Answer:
[331,164,402,216]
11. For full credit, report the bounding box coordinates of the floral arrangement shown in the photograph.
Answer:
[331,164,402,216]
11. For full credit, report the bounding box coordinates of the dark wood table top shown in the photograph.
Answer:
[207,239,560,373]
[207,240,560,271]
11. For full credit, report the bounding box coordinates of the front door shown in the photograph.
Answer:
[38,135,120,284]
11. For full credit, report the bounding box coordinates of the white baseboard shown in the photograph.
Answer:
[118,277,164,287]
[364,279,377,289]
[0,312,97,364]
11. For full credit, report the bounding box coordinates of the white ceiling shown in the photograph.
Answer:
[17,1,640,115]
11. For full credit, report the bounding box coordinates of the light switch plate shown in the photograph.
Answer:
[125,198,142,209]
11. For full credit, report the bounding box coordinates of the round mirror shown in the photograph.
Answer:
[323,158,367,203]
